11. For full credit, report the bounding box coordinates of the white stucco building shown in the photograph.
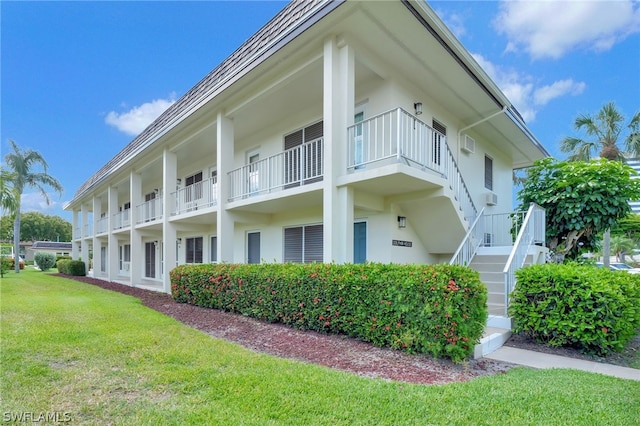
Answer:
[65,0,549,320]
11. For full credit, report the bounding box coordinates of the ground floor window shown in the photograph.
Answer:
[119,244,131,272]
[247,232,260,264]
[210,236,217,263]
[145,242,156,278]
[100,246,107,273]
[284,224,323,263]
[186,237,203,264]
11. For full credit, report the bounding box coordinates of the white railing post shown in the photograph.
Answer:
[502,203,545,316]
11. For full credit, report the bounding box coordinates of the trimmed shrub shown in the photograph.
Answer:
[56,255,72,265]
[171,263,487,363]
[34,252,57,272]
[510,263,640,356]
[0,257,11,277]
[57,259,86,276]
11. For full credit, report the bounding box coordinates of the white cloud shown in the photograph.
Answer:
[20,192,61,213]
[105,94,176,136]
[533,79,586,106]
[494,0,640,60]
[472,53,585,122]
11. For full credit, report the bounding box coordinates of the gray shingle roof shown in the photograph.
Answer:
[32,241,72,250]
[73,0,333,201]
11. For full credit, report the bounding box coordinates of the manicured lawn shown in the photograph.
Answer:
[2,268,639,425]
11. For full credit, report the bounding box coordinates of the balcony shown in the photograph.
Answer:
[228,138,323,201]
[347,107,476,223]
[96,217,108,235]
[113,209,131,230]
[172,176,217,216]
[136,196,163,224]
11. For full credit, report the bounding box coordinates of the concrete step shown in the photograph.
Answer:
[471,254,510,264]
[474,325,512,359]
[487,292,506,305]
[487,302,506,317]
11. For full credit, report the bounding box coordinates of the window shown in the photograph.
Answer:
[186,237,203,264]
[119,244,131,272]
[284,224,323,263]
[145,242,156,278]
[485,155,493,190]
[432,120,446,166]
[210,236,217,263]
[247,151,260,195]
[144,191,157,221]
[284,121,323,187]
[185,171,203,206]
[247,232,261,264]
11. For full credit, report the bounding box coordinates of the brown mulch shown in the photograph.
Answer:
[64,275,517,385]
[62,275,638,384]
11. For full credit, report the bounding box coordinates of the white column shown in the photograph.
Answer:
[162,149,177,293]
[323,36,355,263]
[92,196,101,275]
[80,204,89,270]
[108,185,119,282]
[217,112,235,263]
[130,171,142,286]
[72,210,80,259]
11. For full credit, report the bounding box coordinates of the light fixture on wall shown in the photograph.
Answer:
[414,102,423,116]
[176,178,182,186]
[397,216,407,228]
[177,238,182,245]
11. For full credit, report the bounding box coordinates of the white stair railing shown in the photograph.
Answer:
[502,203,545,316]
[450,207,485,266]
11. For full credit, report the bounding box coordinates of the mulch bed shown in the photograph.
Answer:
[63,275,517,385]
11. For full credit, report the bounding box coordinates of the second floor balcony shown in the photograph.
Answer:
[172,176,218,216]
[228,138,323,201]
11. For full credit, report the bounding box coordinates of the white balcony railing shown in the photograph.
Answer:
[348,107,477,222]
[172,176,217,216]
[136,196,163,224]
[96,217,108,234]
[228,138,323,201]
[113,209,131,230]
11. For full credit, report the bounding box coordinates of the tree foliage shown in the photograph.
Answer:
[0,212,72,242]
[2,140,63,272]
[560,102,640,161]
[517,158,640,258]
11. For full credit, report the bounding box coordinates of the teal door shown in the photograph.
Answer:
[354,222,367,264]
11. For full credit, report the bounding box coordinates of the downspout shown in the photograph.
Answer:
[456,106,508,162]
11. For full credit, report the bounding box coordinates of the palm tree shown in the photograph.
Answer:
[3,140,63,272]
[0,168,19,215]
[560,102,640,266]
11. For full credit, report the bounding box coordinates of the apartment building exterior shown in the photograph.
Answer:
[65,0,549,296]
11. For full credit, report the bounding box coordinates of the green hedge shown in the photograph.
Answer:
[171,263,487,363]
[57,259,86,276]
[510,263,640,356]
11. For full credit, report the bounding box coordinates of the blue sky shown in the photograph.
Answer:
[2,1,639,222]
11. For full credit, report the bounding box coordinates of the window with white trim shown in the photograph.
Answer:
[210,236,217,263]
[284,121,323,187]
[186,237,203,264]
[484,155,493,190]
[283,224,323,263]
[432,119,446,166]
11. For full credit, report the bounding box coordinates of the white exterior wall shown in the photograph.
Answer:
[64,1,546,293]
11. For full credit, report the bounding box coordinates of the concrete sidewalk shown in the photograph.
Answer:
[485,346,640,381]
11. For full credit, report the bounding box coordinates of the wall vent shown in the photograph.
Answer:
[485,192,498,206]
[462,135,475,154]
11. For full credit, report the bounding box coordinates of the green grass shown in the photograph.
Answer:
[2,268,639,425]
